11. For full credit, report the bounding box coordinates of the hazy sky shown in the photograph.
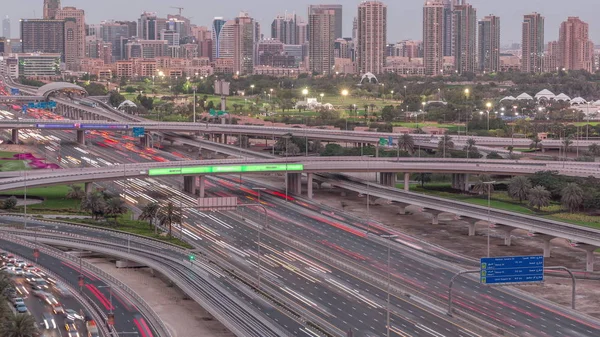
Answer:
[3,0,599,45]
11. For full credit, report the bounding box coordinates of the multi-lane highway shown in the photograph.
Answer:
[3,82,600,337]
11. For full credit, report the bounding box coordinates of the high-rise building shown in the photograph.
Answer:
[2,16,10,38]
[138,12,158,40]
[271,13,297,45]
[55,7,86,71]
[423,1,444,76]
[356,1,387,75]
[559,17,594,72]
[43,0,61,20]
[308,4,342,39]
[100,21,130,62]
[442,0,454,56]
[233,12,256,75]
[521,12,544,73]
[296,20,309,44]
[452,2,476,74]
[544,41,560,72]
[478,15,500,73]
[211,17,227,59]
[20,19,65,54]
[115,21,137,38]
[308,7,335,75]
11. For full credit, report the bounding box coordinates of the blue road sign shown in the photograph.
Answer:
[48,101,57,109]
[480,255,544,285]
[388,136,394,147]
[132,127,145,137]
[10,88,19,95]
[27,102,35,108]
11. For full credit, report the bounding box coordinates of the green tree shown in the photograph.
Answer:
[108,91,126,108]
[471,175,494,195]
[320,144,345,156]
[157,202,181,238]
[415,173,432,187]
[66,185,86,210]
[528,186,551,210]
[0,313,40,337]
[561,183,584,213]
[105,197,128,223]
[486,152,503,159]
[588,143,600,156]
[508,176,532,202]
[529,136,542,150]
[139,202,160,232]
[1,196,17,210]
[563,136,573,155]
[398,134,415,154]
[81,192,107,220]
[437,135,454,157]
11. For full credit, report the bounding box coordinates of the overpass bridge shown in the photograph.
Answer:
[1,119,598,151]
[2,157,600,270]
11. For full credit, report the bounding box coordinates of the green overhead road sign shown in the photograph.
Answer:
[379,138,388,146]
[148,164,304,176]
[209,109,227,116]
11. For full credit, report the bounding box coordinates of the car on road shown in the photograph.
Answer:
[12,297,24,307]
[15,303,27,313]
[42,313,57,329]
[52,303,65,315]
[14,267,23,275]
[65,309,84,321]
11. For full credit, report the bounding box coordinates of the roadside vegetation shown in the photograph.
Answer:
[0,271,39,337]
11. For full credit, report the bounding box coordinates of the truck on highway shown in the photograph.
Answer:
[85,320,99,337]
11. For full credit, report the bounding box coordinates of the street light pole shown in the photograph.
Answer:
[193,86,197,123]
[484,181,496,258]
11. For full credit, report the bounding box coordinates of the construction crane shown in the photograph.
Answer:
[170,6,184,16]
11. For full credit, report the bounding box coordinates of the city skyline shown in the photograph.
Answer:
[3,0,600,45]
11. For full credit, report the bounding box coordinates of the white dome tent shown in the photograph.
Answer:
[554,93,571,102]
[117,100,137,110]
[499,96,516,102]
[516,93,534,101]
[571,97,587,105]
[535,89,555,100]
[592,100,600,106]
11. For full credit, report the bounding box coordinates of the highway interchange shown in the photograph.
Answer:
[2,81,600,337]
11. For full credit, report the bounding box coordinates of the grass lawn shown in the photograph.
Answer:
[0,151,18,158]
[1,185,83,214]
[60,213,192,249]
[0,160,28,172]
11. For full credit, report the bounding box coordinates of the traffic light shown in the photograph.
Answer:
[33,248,39,259]
[189,255,195,261]
[78,275,84,287]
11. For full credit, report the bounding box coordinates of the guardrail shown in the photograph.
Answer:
[0,234,112,337]
[0,229,172,337]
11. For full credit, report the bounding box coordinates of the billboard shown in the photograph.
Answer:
[214,80,230,96]
[79,124,129,129]
[197,197,238,211]
[480,255,544,285]
[149,164,305,176]
[36,124,76,129]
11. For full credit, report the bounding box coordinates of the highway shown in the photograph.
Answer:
[4,81,600,336]
[1,118,598,150]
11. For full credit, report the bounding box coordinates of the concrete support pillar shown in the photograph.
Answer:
[140,134,150,148]
[379,172,397,187]
[183,176,195,194]
[222,134,227,144]
[578,244,598,272]
[307,173,313,199]
[84,182,93,194]
[535,234,555,258]
[496,225,516,246]
[404,172,410,191]
[431,215,439,225]
[196,176,205,198]
[286,173,302,195]
[11,129,18,144]
[468,222,476,236]
[375,146,379,158]
[76,130,85,145]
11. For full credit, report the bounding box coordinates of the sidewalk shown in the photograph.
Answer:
[87,258,235,337]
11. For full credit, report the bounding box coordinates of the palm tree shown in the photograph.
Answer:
[66,185,86,210]
[398,134,415,154]
[507,176,532,203]
[588,143,600,157]
[528,186,551,210]
[437,135,454,157]
[105,197,128,224]
[157,202,182,238]
[471,175,493,195]
[81,192,107,220]
[561,183,584,213]
[139,202,160,233]
[529,136,541,150]
[563,136,573,155]
[0,313,39,337]
[464,138,477,152]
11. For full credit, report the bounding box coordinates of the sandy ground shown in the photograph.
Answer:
[253,174,600,318]
[88,258,235,337]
